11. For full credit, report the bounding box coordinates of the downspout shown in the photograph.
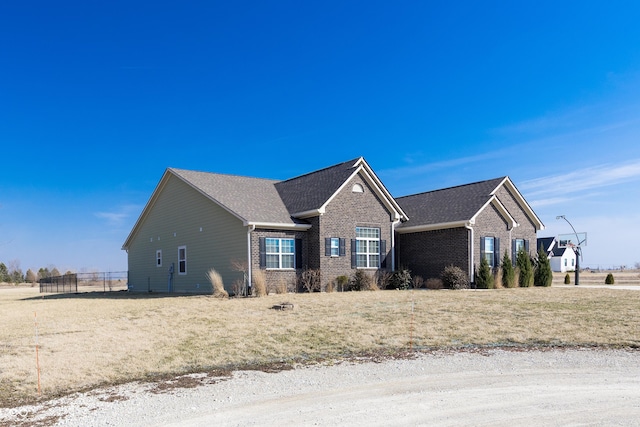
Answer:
[247,225,255,296]
[465,223,474,285]
[391,217,401,271]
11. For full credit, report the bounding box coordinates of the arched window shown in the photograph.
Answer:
[352,183,364,193]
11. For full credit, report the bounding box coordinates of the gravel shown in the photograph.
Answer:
[2,348,640,426]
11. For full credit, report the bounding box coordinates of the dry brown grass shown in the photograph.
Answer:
[1,286,639,407]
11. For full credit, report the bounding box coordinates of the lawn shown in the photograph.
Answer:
[1,285,639,407]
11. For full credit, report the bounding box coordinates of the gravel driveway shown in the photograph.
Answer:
[3,348,639,426]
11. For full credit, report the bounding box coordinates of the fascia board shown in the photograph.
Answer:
[396,220,471,234]
[291,208,324,219]
[496,177,545,231]
[246,221,312,230]
[318,160,408,221]
[122,169,172,250]
[469,196,518,230]
[122,169,248,250]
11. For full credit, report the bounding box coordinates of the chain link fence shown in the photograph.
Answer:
[39,272,128,293]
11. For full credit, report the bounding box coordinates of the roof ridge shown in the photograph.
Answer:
[169,167,281,183]
[277,157,361,184]
[397,176,507,199]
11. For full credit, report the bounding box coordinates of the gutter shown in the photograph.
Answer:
[465,222,474,285]
[391,217,401,271]
[247,224,255,295]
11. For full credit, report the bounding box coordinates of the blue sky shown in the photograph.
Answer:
[2,1,640,273]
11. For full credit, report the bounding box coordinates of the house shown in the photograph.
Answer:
[395,177,544,282]
[538,237,576,273]
[122,158,407,293]
[122,158,544,293]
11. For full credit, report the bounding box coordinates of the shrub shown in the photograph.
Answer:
[232,279,245,297]
[605,273,615,285]
[516,248,534,287]
[388,268,411,290]
[206,268,228,298]
[534,247,553,287]
[375,271,392,290]
[252,269,267,296]
[412,275,424,289]
[325,280,335,293]
[425,278,443,290]
[298,269,321,293]
[275,280,288,294]
[335,275,349,292]
[349,270,371,291]
[564,273,571,284]
[441,265,469,290]
[475,256,494,289]
[501,251,515,288]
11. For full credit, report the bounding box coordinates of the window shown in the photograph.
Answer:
[352,183,364,193]
[571,258,575,267]
[178,246,187,274]
[514,239,525,253]
[511,239,528,266]
[265,238,295,269]
[481,236,500,268]
[156,250,162,267]
[483,237,495,267]
[564,258,567,267]
[331,238,340,256]
[355,227,380,268]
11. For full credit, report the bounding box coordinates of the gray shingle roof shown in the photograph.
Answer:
[274,158,361,214]
[396,177,506,227]
[170,168,300,225]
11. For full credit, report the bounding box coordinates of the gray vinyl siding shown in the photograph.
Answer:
[127,175,247,293]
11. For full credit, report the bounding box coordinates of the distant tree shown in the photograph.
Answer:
[534,247,553,287]
[501,251,515,288]
[605,273,615,285]
[37,267,50,280]
[10,269,24,284]
[25,269,37,284]
[51,267,61,277]
[516,248,534,287]
[0,263,9,283]
[475,256,494,289]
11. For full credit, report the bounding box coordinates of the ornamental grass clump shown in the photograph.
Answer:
[252,269,267,296]
[206,268,228,298]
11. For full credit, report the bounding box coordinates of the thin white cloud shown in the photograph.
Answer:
[521,159,640,199]
[94,205,141,228]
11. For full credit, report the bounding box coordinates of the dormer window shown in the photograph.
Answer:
[352,183,364,193]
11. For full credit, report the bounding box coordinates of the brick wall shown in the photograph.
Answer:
[397,227,469,280]
[318,173,395,287]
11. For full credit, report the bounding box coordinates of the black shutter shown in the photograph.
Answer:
[524,239,530,254]
[480,236,485,256]
[512,239,517,266]
[259,237,266,269]
[351,239,357,268]
[324,238,331,257]
[380,240,387,268]
[295,238,302,269]
[339,238,346,257]
[494,238,500,268]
